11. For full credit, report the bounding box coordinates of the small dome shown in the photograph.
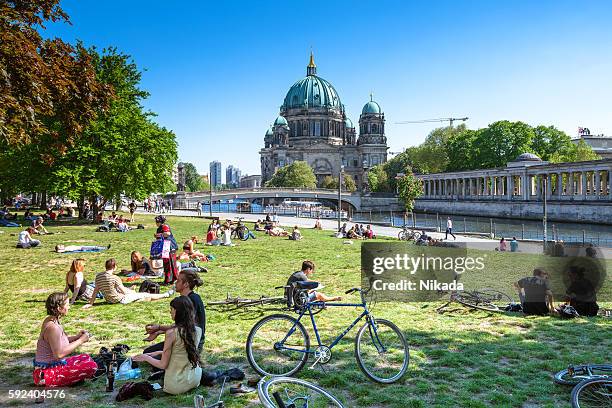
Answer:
[265,127,273,136]
[274,116,288,126]
[514,152,542,162]
[345,118,354,128]
[362,100,381,114]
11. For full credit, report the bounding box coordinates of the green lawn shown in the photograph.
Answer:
[0,214,610,407]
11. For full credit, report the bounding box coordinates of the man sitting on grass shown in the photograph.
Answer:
[286,260,342,303]
[514,268,554,316]
[83,259,172,308]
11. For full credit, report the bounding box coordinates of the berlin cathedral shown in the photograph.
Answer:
[260,54,389,191]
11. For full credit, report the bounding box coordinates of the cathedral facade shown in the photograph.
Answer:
[260,54,388,190]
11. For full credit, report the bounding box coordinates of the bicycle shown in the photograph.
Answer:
[258,376,345,408]
[553,363,612,408]
[436,288,514,313]
[207,293,286,311]
[246,282,409,384]
[554,364,612,385]
[397,225,421,241]
[230,217,251,241]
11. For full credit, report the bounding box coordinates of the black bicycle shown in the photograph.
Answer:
[246,282,409,384]
[230,217,251,241]
[554,363,612,407]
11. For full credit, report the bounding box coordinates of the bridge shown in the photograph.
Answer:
[177,187,403,211]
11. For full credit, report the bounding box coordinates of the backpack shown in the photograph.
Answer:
[285,281,318,310]
[150,239,164,259]
[139,279,160,294]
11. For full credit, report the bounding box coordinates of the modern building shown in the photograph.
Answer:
[226,165,242,188]
[240,175,262,188]
[210,161,222,188]
[259,54,388,191]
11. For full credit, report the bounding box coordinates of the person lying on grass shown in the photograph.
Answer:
[143,270,206,354]
[286,260,342,302]
[267,226,288,237]
[55,244,110,253]
[33,292,97,387]
[82,259,173,309]
[64,259,97,304]
[133,296,203,395]
[178,240,208,262]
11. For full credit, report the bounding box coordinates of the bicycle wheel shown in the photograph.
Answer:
[246,314,310,377]
[473,288,514,304]
[398,231,407,241]
[571,378,612,407]
[454,292,503,312]
[555,365,612,385]
[412,231,422,241]
[258,376,345,408]
[354,318,409,383]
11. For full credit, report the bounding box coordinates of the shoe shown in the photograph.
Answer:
[166,289,175,297]
[246,377,260,387]
[230,383,256,394]
[107,244,112,249]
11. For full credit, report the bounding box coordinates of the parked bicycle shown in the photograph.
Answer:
[207,293,286,311]
[554,363,612,408]
[246,282,409,384]
[436,288,514,313]
[230,217,251,241]
[258,376,345,408]
[397,225,421,241]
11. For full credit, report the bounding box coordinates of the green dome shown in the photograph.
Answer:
[265,127,273,136]
[274,115,288,126]
[282,75,342,110]
[362,100,381,114]
[344,118,354,128]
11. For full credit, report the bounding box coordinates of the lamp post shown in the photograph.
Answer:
[209,178,213,217]
[337,165,344,230]
[542,174,548,253]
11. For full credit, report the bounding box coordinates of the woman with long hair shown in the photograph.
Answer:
[130,251,153,276]
[134,296,202,394]
[154,215,178,284]
[33,293,97,387]
[64,259,95,304]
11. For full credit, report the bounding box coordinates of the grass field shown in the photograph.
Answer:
[0,213,610,407]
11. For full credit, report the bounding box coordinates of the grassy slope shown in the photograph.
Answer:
[0,214,609,407]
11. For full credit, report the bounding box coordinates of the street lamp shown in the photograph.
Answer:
[337,165,345,230]
[209,178,213,217]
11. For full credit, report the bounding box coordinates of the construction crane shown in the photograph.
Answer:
[395,117,469,127]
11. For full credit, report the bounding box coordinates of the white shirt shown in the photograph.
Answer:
[18,230,32,245]
[447,219,453,229]
[222,229,232,245]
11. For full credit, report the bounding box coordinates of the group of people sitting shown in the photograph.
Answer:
[515,266,599,317]
[35,267,206,396]
[205,221,235,246]
[337,223,375,239]
[498,237,519,252]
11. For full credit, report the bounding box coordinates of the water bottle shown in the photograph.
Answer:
[115,368,142,381]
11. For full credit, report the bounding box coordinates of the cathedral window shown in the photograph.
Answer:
[372,124,378,133]
[314,121,321,137]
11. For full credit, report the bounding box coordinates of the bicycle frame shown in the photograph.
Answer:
[278,294,386,355]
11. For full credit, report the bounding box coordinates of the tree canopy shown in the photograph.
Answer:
[183,162,206,192]
[266,161,317,188]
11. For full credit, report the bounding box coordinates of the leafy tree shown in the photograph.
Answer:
[343,174,356,192]
[0,0,112,146]
[397,172,422,212]
[321,175,337,189]
[473,121,534,168]
[445,129,480,171]
[367,165,390,192]
[183,162,204,192]
[531,125,574,161]
[549,139,600,163]
[266,161,316,188]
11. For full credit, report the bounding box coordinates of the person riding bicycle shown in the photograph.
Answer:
[286,261,342,304]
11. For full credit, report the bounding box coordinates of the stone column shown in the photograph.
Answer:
[535,174,541,200]
[556,173,563,199]
[582,171,588,199]
[522,174,529,200]
[507,175,513,200]
[568,172,574,196]
[546,173,552,199]
[594,170,601,198]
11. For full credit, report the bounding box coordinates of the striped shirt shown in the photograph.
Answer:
[94,271,125,304]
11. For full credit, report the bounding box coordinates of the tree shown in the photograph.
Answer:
[531,125,574,161]
[321,175,337,189]
[0,1,112,146]
[445,129,480,171]
[473,121,534,169]
[183,162,204,192]
[266,161,316,188]
[343,174,356,192]
[549,139,600,163]
[48,47,177,219]
[397,172,422,212]
[367,165,390,192]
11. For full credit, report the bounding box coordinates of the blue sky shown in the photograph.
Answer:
[45,0,612,179]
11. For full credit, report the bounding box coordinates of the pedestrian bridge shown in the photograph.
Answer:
[183,187,363,210]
